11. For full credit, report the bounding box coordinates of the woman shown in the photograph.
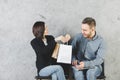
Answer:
[31,21,70,80]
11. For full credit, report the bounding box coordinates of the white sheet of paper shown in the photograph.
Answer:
[57,44,72,64]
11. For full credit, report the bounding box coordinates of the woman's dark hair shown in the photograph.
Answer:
[32,21,45,39]
[82,17,96,28]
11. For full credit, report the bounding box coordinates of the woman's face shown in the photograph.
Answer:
[44,26,48,35]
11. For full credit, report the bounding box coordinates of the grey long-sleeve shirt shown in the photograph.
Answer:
[72,33,105,69]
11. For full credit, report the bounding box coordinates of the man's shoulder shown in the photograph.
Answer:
[96,34,104,40]
[95,34,105,44]
[74,33,83,39]
[71,33,83,43]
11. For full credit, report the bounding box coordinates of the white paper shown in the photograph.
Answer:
[57,44,72,64]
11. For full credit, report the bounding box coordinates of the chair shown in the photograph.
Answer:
[69,62,106,80]
[35,62,106,80]
[97,62,106,80]
[35,69,51,80]
[35,73,71,80]
[35,75,51,80]
[84,62,106,80]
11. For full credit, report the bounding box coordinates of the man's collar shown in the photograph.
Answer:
[92,32,98,40]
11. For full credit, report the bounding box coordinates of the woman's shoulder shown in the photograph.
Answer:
[30,38,37,45]
[45,35,55,40]
[30,37,42,45]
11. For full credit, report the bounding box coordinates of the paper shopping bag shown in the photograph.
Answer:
[52,43,60,59]
[57,44,72,64]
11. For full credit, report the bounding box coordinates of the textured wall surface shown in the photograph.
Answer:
[0,0,120,80]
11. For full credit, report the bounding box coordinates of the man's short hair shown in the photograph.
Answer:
[82,17,96,28]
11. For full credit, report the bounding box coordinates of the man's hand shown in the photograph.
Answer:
[72,60,78,66]
[75,61,85,70]
[79,61,84,69]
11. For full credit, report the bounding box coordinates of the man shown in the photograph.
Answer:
[71,17,105,80]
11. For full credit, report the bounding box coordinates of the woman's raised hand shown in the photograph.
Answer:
[55,34,71,43]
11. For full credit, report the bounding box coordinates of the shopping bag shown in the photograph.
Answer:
[51,43,60,59]
[57,44,72,64]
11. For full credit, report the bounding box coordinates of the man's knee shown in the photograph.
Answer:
[86,69,96,80]
[73,70,84,79]
[87,67,101,78]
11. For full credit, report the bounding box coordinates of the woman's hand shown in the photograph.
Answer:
[65,34,71,42]
[55,34,71,43]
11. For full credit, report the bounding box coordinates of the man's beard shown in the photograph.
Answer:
[86,32,92,39]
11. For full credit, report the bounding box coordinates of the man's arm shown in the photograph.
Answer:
[71,34,82,66]
[84,39,106,69]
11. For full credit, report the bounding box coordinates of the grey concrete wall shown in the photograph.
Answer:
[0,0,120,80]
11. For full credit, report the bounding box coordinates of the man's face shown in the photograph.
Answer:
[81,24,94,38]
